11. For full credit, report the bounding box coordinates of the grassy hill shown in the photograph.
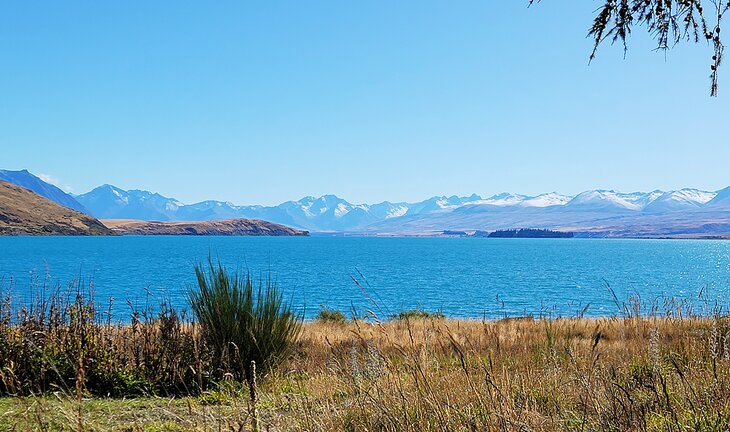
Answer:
[101,218,309,236]
[0,180,113,235]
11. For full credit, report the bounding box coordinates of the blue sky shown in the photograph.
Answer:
[1,1,728,205]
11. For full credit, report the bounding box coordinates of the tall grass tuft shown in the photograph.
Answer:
[188,258,302,382]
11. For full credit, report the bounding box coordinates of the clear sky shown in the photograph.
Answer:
[1,1,728,205]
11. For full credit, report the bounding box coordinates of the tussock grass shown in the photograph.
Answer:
[189,258,302,382]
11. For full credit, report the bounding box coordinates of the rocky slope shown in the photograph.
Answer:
[0,181,113,235]
[101,218,309,236]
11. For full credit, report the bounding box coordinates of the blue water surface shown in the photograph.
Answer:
[1,236,729,319]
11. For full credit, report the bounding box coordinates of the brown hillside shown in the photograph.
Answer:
[0,180,113,236]
[101,218,309,236]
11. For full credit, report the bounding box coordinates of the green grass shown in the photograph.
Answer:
[392,308,445,320]
[0,396,249,431]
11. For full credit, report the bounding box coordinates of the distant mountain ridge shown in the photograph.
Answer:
[707,186,730,208]
[74,182,728,236]
[2,168,728,237]
[76,188,418,231]
[76,184,184,220]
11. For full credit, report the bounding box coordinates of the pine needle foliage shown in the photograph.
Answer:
[531,0,728,95]
[188,258,302,382]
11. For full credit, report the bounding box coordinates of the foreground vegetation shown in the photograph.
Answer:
[2,263,730,430]
[2,310,730,430]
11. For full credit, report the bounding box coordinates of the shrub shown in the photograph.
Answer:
[0,280,204,397]
[315,306,347,323]
[188,258,302,382]
[393,308,445,320]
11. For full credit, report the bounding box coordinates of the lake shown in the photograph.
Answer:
[1,236,729,319]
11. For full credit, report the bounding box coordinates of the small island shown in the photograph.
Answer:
[488,228,574,238]
[440,228,575,238]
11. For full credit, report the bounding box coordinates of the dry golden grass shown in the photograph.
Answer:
[3,315,730,431]
[0,181,112,235]
[99,218,308,236]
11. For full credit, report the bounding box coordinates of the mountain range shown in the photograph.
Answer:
[72,182,730,237]
[1,169,729,237]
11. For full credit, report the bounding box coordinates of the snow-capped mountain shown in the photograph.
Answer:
[623,190,666,208]
[175,200,258,221]
[368,202,410,220]
[76,185,185,221]
[75,188,493,231]
[566,190,645,211]
[520,193,572,207]
[5,167,727,236]
[643,189,716,212]
[463,193,572,208]
[477,193,527,206]
[562,190,678,211]
[404,194,482,215]
[69,179,728,235]
[706,186,730,209]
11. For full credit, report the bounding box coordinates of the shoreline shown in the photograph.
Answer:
[1,232,728,239]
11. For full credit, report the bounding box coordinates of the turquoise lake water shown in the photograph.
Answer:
[1,236,729,319]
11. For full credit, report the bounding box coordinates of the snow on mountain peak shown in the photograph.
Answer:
[465,193,526,207]
[435,197,457,209]
[334,203,350,218]
[482,193,527,206]
[386,205,408,219]
[568,190,641,210]
[69,181,730,233]
[520,193,571,207]
[670,188,716,204]
[643,188,716,212]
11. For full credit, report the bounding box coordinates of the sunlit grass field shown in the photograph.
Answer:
[2,314,729,431]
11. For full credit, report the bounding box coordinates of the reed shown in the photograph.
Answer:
[0,277,206,397]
